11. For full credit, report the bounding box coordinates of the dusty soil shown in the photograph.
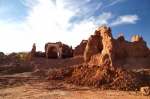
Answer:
[0,72,150,99]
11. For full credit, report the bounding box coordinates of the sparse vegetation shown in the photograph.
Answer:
[16,53,28,60]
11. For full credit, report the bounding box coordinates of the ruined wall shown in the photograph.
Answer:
[0,52,5,58]
[83,26,150,68]
[84,26,114,67]
[45,42,62,58]
[27,43,36,61]
[45,42,73,58]
[35,51,46,57]
[84,35,102,62]
[0,52,4,55]
[113,35,149,60]
[74,40,87,57]
[62,44,73,57]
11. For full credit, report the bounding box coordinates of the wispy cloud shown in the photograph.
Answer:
[110,15,139,26]
[107,0,125,7]
[20,0,39,8]
[96,12,113,25]
[96,3,102,10]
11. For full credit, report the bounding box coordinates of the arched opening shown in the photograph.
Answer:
[47,46,57,58]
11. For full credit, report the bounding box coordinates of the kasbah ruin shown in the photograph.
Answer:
[0,26,150,98]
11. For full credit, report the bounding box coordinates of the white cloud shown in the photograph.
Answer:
[110,15,139,26]
[0,21,33,53]
[96,12,113,25]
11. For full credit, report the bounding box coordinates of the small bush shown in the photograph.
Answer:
[16,53,28,60]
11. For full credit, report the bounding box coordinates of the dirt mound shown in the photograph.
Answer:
[46,65,149,91]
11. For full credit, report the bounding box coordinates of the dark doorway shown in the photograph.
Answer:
[48,46,57,58]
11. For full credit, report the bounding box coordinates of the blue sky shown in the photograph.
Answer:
[0,0,150,53]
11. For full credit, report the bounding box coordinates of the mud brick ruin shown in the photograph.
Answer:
[29,41,73,59]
